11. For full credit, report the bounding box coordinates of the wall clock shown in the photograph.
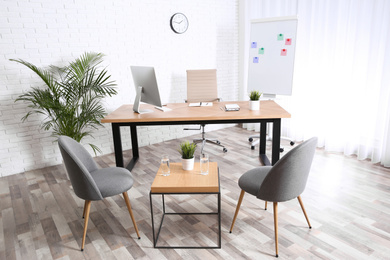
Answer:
[170,13,189,34]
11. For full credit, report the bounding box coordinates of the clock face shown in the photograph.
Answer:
[170,13,188,34]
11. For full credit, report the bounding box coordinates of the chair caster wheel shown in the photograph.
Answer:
[223,148,228,153]
[216,141,221,145]
[279,147,284,153]
[248,137,253,142]
[290,141,295,146]
[251,146,255,150]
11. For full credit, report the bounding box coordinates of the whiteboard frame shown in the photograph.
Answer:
[247,16,298,96]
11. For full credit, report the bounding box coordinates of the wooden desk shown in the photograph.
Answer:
[149,162,221,248]
[101,100,291,170]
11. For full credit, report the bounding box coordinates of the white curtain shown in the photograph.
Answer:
[241,0,390,167]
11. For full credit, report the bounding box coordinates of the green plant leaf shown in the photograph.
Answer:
[11,52,117,152]
[179,141,197,159]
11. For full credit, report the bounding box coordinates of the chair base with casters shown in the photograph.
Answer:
[58,136,141,251]
[229,137,317,257]
[184,124,227,154]
[248,134,295,152]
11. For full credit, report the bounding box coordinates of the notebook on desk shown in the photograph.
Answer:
[224,104,240,111]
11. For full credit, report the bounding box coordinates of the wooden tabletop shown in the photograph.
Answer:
[150,162,219,193]
[101,100,291,123]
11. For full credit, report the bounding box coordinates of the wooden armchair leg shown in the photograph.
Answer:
[273,202,279,257]
[123,192,141,239]
[265,201,267,210]
[297,196,312,228]
[81,200,91,251]
[229,190,245,233]
[82,201,87,218]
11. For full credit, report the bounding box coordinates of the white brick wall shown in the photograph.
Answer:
[0,0,239,177]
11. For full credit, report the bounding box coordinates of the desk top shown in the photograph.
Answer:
[151,162,219,193]
[101,100,290,123]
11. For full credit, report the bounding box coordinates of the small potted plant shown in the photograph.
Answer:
[179,141,197,171]
[249,90,262,110]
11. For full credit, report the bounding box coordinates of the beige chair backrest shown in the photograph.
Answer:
[186,69,218,103]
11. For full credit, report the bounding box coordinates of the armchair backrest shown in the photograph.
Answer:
[58,136,103,201]
[186,69,218,103]
[257,137,318,202]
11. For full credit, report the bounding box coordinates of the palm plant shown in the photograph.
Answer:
[11,52,117,154]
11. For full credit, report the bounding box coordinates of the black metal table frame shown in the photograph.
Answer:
[111,118,281,171]
[149,191,221,249]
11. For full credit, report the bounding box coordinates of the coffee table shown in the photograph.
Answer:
[149,162,221,249]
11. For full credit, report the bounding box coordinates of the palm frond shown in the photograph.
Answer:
[12,52,117,152]
[10,59,57,91]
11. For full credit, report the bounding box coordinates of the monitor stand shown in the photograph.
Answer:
[262,93,276,99]
[133,86,153,114]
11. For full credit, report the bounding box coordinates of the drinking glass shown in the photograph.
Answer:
[161,155,170,176]
[200,153,209,175]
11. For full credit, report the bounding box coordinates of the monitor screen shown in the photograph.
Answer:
[130,66,163,113]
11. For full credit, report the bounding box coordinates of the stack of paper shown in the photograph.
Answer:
[225,104,240,111]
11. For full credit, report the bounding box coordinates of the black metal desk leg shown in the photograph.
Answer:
[259,122,271,166]
[259,121,267,155]
[272,119,281,165]
[112,124,124,167]
[130,125,139,158]
[125,125,140,171]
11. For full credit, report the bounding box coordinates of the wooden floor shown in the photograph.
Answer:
[1,126,390,259]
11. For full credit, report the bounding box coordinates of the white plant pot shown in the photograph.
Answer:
[249,100,260,110]
[182,157,195,171]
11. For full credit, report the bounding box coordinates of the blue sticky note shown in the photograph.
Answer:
[251,42,257,48]
[253,57,259,63]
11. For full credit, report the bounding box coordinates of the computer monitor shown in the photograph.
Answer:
[130,66,163,114]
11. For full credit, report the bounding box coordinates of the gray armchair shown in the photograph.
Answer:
[58,136,140,251]
[229,137,317,257]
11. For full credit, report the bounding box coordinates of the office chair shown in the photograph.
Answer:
[184,69,227,154]
[58,136,140,251]
[229,137,317,257]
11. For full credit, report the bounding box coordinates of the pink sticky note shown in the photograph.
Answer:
[285,38,292,45]
[281,49,287,56]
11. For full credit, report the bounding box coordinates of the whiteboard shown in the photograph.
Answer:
[247,16,298,96]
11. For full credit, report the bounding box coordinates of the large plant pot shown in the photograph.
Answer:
[249,100,260,111]
[182,157,195,171]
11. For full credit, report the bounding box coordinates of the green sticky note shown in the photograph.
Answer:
[259,48,264,54]
[277,34,284,41]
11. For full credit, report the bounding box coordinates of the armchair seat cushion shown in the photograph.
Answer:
[91,167,134,198]
[238,166,272,196]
